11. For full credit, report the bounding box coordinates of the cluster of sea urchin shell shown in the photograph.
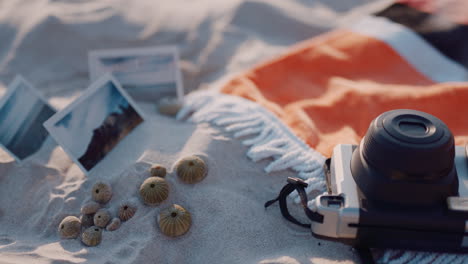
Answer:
[59,181,139,247]
[138,156,208,238]
[60,155,208,245]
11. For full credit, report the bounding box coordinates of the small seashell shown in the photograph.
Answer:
[94,209,111,228]
[80,214,95,228]
[106,218,121,231]
[81,226,102,247]
[58,216,81,239]
[118,201,138,221]
[158,204,192,237]
[157,97,183,117]
[139,177,169,205]
[175,155,207,184]
[150,164,166,178]
[81,201,101,215]
[91,182,112,204]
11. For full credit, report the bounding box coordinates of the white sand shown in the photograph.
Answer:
[0,115,359,264]
[0,0,393,263]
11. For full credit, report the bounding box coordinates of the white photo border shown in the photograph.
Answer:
[44,73,146,174]
[88,45,184,101]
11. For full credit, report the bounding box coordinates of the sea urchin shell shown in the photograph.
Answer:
[80,214,95,228]
[150,164,166,178]
[94,209,111,228]
[158,204,192,237]
[58,216,81,239]
[81,226,102,247]
[91,182,112,204]
[175,155,207,184]
[139,177,169,205]
[118,201,137,221]
[81,201,101,215]
[106,218,121,231]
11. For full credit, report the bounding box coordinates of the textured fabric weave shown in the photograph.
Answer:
[219,17,468,157]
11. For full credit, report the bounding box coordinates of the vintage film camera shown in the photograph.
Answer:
[312,109,468,252]
[266,109,467,254]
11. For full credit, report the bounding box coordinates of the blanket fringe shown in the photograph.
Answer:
[177,91,326,202]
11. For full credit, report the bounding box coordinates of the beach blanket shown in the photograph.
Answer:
[217,16,468,157]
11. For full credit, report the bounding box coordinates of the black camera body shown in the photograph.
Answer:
[311,109,468,252]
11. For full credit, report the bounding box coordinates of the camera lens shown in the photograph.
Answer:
[350,109,458,207]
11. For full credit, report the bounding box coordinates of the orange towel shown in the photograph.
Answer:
[219,26,468,157]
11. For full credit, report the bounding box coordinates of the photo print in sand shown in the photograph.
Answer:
[44,74,145,173]
[88,46,184,102]
[0,76,56,162]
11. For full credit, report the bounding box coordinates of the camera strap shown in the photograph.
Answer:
[265,177,376,264]
[264,177,324,227]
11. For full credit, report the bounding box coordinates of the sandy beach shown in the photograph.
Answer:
[0,0,394,263]
[0,114,359,264]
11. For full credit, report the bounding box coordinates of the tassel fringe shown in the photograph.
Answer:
[177,90,326,202]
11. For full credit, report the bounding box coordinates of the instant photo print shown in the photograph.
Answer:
[44,74,145,174]
[0,76,56,162]
[88,46,184,102]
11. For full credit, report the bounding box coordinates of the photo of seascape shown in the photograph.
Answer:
[0,79,55,161]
